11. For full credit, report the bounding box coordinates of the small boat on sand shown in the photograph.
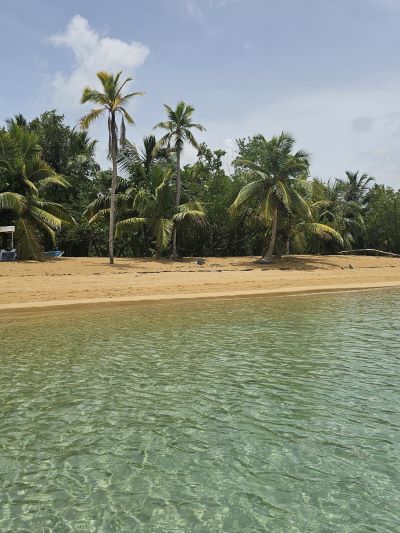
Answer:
[43,249,64,258]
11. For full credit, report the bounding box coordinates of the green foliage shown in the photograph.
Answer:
[0,126,73,259]
[1,96,396,260]
[153,101,206,258]
[231,132,311,259]
[80,70,144,264]
[364,185,400,252]
[154,101,205,154]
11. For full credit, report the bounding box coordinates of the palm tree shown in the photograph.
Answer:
[313,179,366,250]
[288,221,343,252]
[85,165,206,256]
[280,179,344,254]
[230,132,310,262]
[80,71,144,264]
[0,126,73,259]
[5,113,28,129]
[117,136,171,188]
[338,171,374,203]
[114,166,205,256]
[154,101,205,258]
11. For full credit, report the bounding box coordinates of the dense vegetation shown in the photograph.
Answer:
[1,71,399,261]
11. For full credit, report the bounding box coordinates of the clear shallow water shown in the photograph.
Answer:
[0,291,399,532]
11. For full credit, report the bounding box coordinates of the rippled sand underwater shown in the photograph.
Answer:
[1,290,399,531]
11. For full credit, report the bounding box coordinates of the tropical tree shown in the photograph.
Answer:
[0,126,72,259]
[230,132,311,262]
[117,136,171,188]
[114,166,205,255]
[311,178,366,250]
[154,101,205,258]
[337,170,374,203]
[5,113,28,129]
[80,71,144,264]
[364,184,400,253]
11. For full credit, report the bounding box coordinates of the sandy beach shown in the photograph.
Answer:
[0,255,399,313]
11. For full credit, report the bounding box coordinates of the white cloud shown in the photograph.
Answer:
[49,15,149,110]
[203,86,400,187]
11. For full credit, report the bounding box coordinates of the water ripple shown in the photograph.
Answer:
[0,290,400,531]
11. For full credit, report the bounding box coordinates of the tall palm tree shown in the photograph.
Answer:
[80,71,144,264]
[0,126,72,259]
[230,132,310,262]
[154,101,205,258]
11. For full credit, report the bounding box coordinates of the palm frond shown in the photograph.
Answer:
[80,87,109,106]
[15,218,44,260]
[115,217,149,238]
[30,206,64,231]
[0,192,26,213]
[295,222,344,246]
[288,187,312,219]
[80,108,105,129]
[33,200,75,224]
[153,218,173,250]
[88,208,111,224]
[230,179,269,214]
[84,195,111,220]
[173,202,206,226]
[37,174,71,192]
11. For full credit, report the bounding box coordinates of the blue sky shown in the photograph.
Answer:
[1,0,400,186]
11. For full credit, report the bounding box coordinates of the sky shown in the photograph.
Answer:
[1,0,400,187]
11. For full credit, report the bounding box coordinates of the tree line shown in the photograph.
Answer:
[1,71,399,263]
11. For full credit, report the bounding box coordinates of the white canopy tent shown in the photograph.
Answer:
[0,226,15,248]
[0,226,16,261]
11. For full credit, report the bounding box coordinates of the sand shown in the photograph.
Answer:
[1,255,400,313]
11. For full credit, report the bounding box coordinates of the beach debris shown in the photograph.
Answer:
[195,257,206,266]
[349,264,354,269]
[339,249,400,258]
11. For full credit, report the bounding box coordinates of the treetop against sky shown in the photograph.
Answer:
[1,0,400,186]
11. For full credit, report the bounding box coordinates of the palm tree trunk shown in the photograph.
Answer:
[285,237,290,255]
[109,113,118,265]
[262,205,278,261]
[285,217,292,255]
[172,148,181,259]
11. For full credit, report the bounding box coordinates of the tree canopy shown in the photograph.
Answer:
[1,72,398,261]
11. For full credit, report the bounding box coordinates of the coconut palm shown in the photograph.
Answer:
[154,101,205,258]
[116,166,205,255]
[86,165,205,256]
[0,126,72,259]
[338,170,374,203]
[313,180,366,250]
[5,113,28,129]
[230,132,311,262]
[281,179,344,254]
[117,136,171,188]
[288,221,343,252]
[80,70,144,264]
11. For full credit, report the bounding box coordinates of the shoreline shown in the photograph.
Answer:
[1,282,399,315]
[1,255,400,315]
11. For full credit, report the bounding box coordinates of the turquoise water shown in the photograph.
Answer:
[0,290,399,532]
